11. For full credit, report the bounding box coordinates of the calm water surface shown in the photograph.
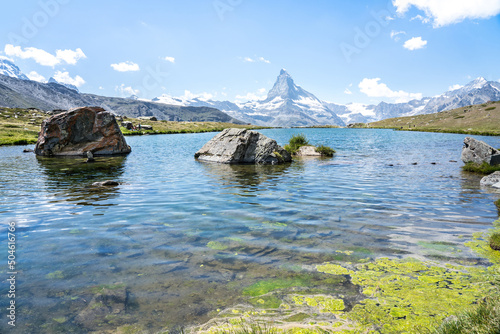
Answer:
[1,128,499,333]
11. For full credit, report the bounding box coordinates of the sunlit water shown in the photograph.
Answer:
[1,128,499,333]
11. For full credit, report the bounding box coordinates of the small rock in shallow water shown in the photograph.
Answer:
[92,180,119,187]
[23,149,34,153]
[86,151,95,163]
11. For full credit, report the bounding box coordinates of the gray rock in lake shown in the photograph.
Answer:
[296,145,322,157]
[461,137,500,165]
[194,128,292,165]
[480,171,500,186]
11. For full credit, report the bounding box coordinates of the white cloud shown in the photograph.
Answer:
[53,71,85,87]
[5,45,59,66]
[393,0,500,27]
[344,88,353,95]
[235,88,267,102]
[26,71,46,82]
[449,84,464,91]
[111,61,140,72]
[403,37,427,50]
[55,48,86,65]
[116,84,139,96]
[390,30,406,41]
[243,56,271,64]
[359,78,423,103]
[258,57,271,64]
[163,56,175,63]
[410,14,430,23]
[4,44,86,66]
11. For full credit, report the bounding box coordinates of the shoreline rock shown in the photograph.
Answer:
[194,128,292,165]
[461,137,500,165]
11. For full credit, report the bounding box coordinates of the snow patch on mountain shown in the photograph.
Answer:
[0,56,29,80]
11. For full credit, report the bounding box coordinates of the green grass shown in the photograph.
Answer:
[315,145,336,157]
[485,107,497,111]
[283,133,309,155]
[495,199,500,213]
[283,134,335,157]
[0,107,266,146]
[0,108,43,145]
[120,120,266,137]
[490,233,500,251]
[434,297,500,334]
[462,162,500,175]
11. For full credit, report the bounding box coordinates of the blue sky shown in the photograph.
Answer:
[1,0,500,105]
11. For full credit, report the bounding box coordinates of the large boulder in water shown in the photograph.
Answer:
[461,137,500,165]
[35,107,131,157]
[194,128,292,165]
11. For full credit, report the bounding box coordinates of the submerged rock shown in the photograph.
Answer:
[75,285,127,330]
[35,106,131,157]
[92,180,120,187]
[194,128,292,165]
[480,171,500,186]
[461,137,500,165]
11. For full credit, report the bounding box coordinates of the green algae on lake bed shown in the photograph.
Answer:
[195,221,500,334]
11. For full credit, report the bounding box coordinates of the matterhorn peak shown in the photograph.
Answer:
[266,69,300,101]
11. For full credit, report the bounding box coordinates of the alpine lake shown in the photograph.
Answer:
[1,128,500,334]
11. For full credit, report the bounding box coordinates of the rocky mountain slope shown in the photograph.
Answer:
[0,58,242,124]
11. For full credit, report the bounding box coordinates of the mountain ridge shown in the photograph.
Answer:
[0,57,243,124]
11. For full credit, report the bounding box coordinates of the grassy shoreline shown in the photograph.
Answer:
[362,100,500,137]
[0,107,268,146]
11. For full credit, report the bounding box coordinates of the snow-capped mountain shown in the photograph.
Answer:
[153,70,346,127]
[237,69,345,127]
[421,77,500,115]
[328,77,500,124]
[152,73,500,126]
[0,56,29,81]
[48,77,79,93]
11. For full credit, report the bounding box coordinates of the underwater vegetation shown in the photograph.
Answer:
[194,220,500,334]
